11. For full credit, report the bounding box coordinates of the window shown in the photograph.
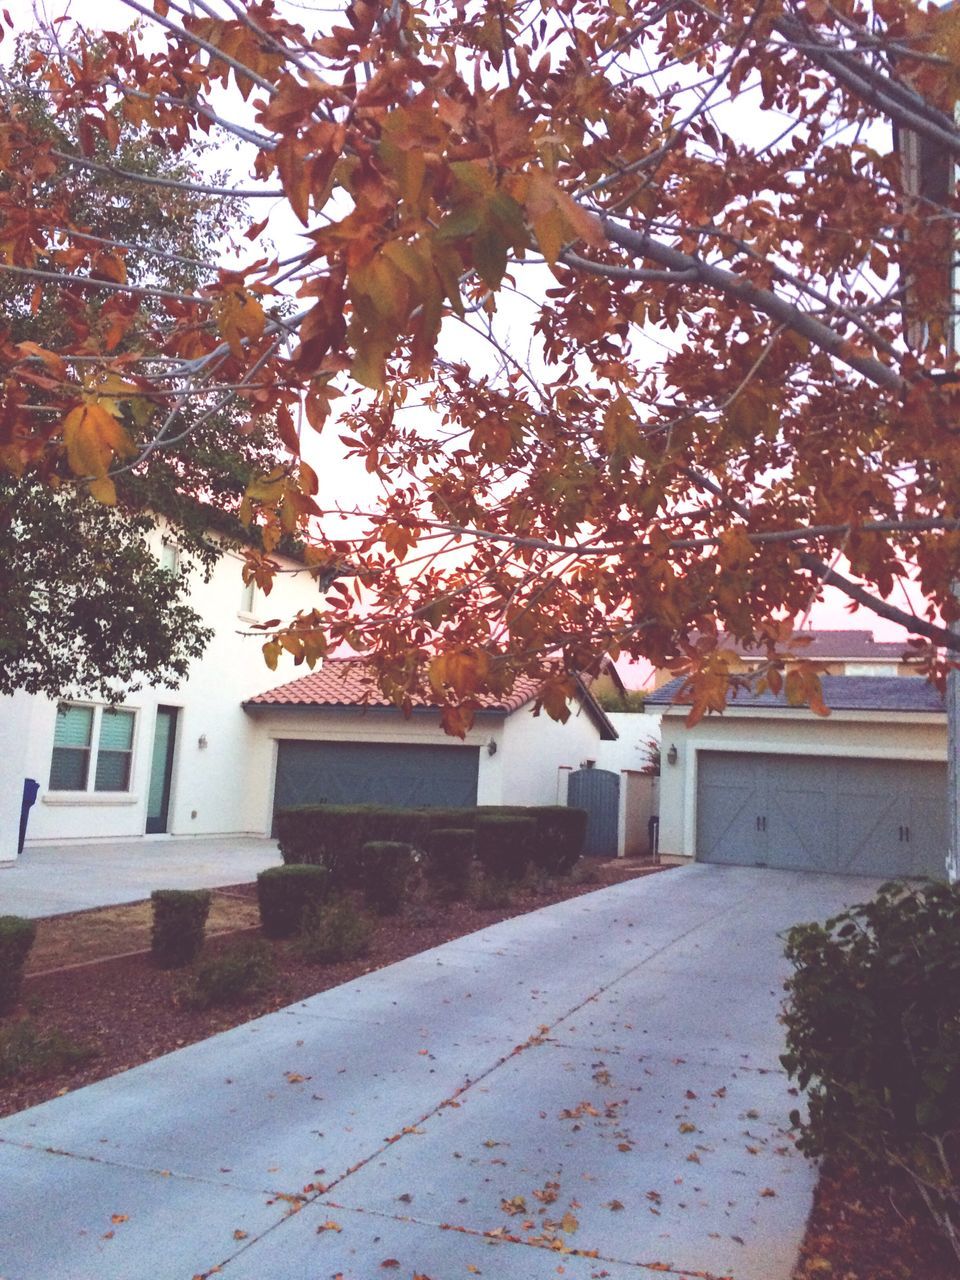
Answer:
[49,704,136,793]
[50,705,94,790]
[159,539,179,575]
[94,709,136,791]
[239,577,256,615]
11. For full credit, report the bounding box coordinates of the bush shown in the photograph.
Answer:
[361,841,415,916]
[425,828,475,900]
[526,807,587,875]
[295,899,374,964]
[257,864,331,938]
[276,806,432,888]
[275,804,589,883]
[150,889,211,968]
[0,916,37,1015]
[0,1018,96,1080]
[468,875,516,910]
[475,815,537,882]
[781,880,960,1262]
[180,940,275,1010]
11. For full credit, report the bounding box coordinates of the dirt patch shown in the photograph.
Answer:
[26,889,261,975]
[794,1160,956,1280]
[1,860,666,1117]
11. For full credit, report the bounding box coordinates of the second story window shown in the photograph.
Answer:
[159,539,180,575]
[239,577,256,615]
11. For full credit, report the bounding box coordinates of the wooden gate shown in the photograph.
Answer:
[568,767,620,858]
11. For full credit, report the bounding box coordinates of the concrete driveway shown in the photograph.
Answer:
[0,836,282,918]
[0,864,881,1280]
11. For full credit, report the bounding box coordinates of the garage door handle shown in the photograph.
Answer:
[756,815,767,832]
[898,825,903,842]
[905,825,910,843]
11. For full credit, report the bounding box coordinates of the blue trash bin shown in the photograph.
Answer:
[18,778,39,855]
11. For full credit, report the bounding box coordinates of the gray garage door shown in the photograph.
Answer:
[273,739,480,823]
[696,752,947,879]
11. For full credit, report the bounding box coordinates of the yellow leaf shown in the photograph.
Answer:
[86,475,117,505]
[62,402,134,478]
[560,1211,578,1234]
[214,288,266,357]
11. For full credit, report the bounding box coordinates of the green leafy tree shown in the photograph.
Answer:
[0,34,285,698]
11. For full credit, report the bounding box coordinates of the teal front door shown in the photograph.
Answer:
[146,706,178,834]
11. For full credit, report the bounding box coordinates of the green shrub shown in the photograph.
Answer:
[468,875,516,910]
[361,841,415,916]
[528,807,587,875]
[150,889,211,968]
[257,864,331,938]
[0,1018,96,1080]
[180,940,275,1010]
[295,899,374,964]
[276,804,588,882]
[475,815,537,882]
[425,828,475,900]
[276,806,432,887]
[0,916,37,1015]
[781,881,960,1262]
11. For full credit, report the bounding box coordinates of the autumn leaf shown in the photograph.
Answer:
[214,288,266,357]
[62,401,134,482]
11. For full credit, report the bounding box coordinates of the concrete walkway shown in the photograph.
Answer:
[0,865,880,1280]
[0,836,282,917]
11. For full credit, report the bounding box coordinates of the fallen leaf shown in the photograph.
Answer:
[110,1215,129,1224]
[679,1122,696,1134]
[233,1229,248,1240]
[285,1072,307,1084]
[381,1261,401,1269]
[317,1221,342,1234]
[760,1187,777,1198]
[607,1199,625,1211]
[560,1211,578,1234]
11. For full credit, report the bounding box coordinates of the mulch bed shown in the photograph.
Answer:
[794,1160,957,1280]
[1,863,662,1118]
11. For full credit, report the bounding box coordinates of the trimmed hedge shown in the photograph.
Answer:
[276,804,588,882]
[426,828,475,900]
[257,864,331,938]
[150,889,211,968]
[475,815,537,882]
[0,916,37,1015]
[361,841,415,916]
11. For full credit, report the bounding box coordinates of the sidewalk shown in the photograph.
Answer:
[0,865,876,1280]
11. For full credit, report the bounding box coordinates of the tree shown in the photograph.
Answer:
[2,0,960,727]
[0,30,288,697]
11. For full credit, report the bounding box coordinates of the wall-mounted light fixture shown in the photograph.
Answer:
[198,734,209,750]
[666,744,678,766]
[487,739,498,757]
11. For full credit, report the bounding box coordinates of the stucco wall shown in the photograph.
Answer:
[8,531,320,856]
[656,709,948,860]
[596,710,661,775]
[498,697,608,806]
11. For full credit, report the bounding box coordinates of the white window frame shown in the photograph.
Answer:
[238,576,257,619]
[48,702,138,795]
[159,537,180,575]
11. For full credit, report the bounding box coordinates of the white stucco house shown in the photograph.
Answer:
[0,528,622,863]
[647,674,948,879]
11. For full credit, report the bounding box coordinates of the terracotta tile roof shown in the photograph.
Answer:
[648,674,944,714]
[245,658,546,712]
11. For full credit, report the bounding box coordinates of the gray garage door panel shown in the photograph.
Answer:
[696,752,947,879]
[274,739,480,821]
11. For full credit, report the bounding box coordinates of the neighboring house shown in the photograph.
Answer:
[241,658,618,832]
[0,547,622,861]
[648,674,947,880]
[649,628,913,689]
[0,525,322,863]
